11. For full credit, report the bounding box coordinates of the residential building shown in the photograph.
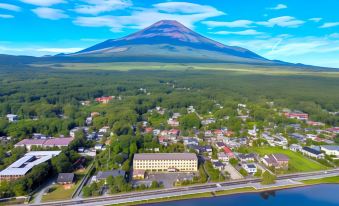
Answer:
[243,163,257,174]
[212,161,225,171]
[289,144,302,152]
[187,106,195,113]
[183,137,199,146]
[57,173,75,185]
[290,133,306,142]
[237,153,257,162]
[217,152,229,163]
[95,96,114,104]
[95,170,126,182]
[0,151,61,181]
[320,145,339,157]
[284,111,308,120]
[167,118,179,127]
[201,118,216,125]
[132,169,145,180]
[95,144,104,150]
[133,153,198,172]
[261,154,289,169]
[215,142,226,150]
[301,147,324,159]
[6,114,18,122]
[15,137,73,150]
[223,146,235,158]
[248,125,257,137]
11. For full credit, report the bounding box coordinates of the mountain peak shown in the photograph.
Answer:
[72,20,266,63]
[152,20,183,26]
[123,19,195,42]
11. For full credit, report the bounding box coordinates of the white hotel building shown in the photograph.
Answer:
[133,153,198,172]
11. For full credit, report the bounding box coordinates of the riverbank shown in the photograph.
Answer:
[112,176,339,206]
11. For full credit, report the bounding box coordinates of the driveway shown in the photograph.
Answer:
[224,164,243,180]
[31,177,56,204]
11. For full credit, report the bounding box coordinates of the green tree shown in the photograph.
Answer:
[51,153,72,173]
[261,171,276,185]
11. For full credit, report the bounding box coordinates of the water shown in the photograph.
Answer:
[145,184,339,206]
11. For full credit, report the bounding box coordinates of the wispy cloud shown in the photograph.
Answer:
[36,47,83,53]
[319,22,339,28]
[228,36,339,58]
[309,18,322,22]
[267,4,287,10]
[0,45,83,55]
[257,16,304,28]
[0,3,21,12]
[20,0,65,7]
[153,2,223,15]
[203,20,253,28]
[74,0,131,15]
[329,33,339,38]
[212,29,264,36]
[74,2,225,32]
[0,14,14,18]
[32,7,68,20]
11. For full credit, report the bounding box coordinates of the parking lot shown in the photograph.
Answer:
[135,172,195,188]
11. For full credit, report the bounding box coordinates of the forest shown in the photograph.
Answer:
[0,63,338,197]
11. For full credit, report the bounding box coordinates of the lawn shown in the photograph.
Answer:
[248,147,327,173]
[302,176,339,184]
[41,173,85,202]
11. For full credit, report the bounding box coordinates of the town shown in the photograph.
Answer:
[0,92,338,205]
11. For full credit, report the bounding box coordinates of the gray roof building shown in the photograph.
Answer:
[96,169,126,180]
[57,173,75,184]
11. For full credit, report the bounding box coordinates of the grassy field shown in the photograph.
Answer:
[248,147,328,173]
[41,173,85,202]
[30,62,339,77]
[302,176,339,184]
[41,184,77,202]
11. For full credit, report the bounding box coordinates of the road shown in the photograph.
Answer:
[27,168,339,206]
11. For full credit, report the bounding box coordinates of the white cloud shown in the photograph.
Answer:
[0,3,21,12]
[203,20,254,28]
[309,18,322,22]
[153,2,223,15]
[74,2,225,32]
[20,0,65,6]
[32,7,68,20]
[0,14,14,18]
[228,36,339,58]
[319,22,339,28]
[268,4,287,10]
[36,48,83,53]
[0,45,83,55]
[257,16,304,28]
[74,0,131,15]
[212,29,263,36]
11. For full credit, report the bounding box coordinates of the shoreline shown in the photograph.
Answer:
[112,176,339,206]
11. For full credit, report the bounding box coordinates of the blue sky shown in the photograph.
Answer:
[1,0,339,67]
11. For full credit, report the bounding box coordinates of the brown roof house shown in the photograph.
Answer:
[261,154,289,169]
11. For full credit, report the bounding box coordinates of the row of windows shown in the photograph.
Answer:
[135,160,196,162]
[135,163,197,166]
[135,166,196,171]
